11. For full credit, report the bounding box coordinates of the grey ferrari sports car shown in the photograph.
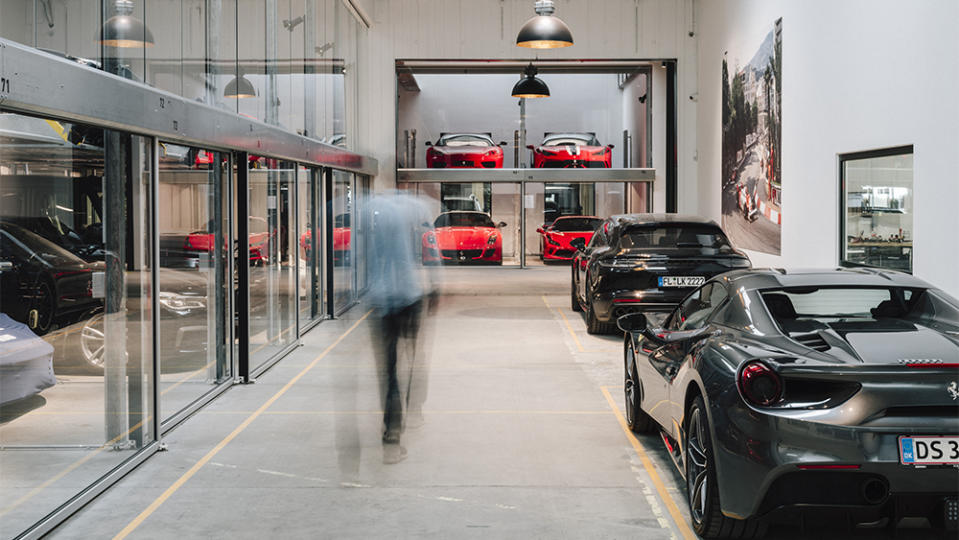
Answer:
[618,268,959,537]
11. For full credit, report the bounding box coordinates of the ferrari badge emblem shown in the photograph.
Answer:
[949,381,959,401]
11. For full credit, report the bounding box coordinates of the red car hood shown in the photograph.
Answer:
[433,227,496,249]
[429,146,499,157]
[544,230,594,248]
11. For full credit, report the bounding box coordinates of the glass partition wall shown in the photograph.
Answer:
[249,158,298,370]
[331,170,355,312]
[298,166,324,331]
[157,144,232,422]
[0,112,155,534]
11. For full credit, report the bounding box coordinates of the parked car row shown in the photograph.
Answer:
[425,132,613,169]
[561,213,959,537]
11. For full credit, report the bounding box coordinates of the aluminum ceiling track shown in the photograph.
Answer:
[0,39,377,176]
[396,59,662,74]
[396,168,655,183]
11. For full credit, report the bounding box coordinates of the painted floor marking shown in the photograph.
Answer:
[601,386,696,540]
[112,311,372,540]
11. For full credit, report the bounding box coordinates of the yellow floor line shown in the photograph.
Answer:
[543,295,585,352]
[600,386,696,540]
[113,310,372,540]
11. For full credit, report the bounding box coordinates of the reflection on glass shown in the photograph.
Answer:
[0,112,154,533]
[157,144,231,421]
[298,166,323,327]
[249,158,297,367]
[355,175,371,293]
[843,151,913,273]
[332,170,354,311]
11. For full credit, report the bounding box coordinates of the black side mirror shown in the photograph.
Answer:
[607,144,615,150]
[421,222,432,228]
[498,141,508,146]
[425,141,433,146]
[526,144,535,150]
[497,221,507,228]
[569,237,587,251]
[616,312,648,333]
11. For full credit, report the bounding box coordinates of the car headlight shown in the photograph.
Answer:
[487,234,498,245]
[159,291,206,312]
[425,233,436,245]
[546,235,562,246]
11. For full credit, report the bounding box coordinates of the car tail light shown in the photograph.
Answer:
[739,360,782,406]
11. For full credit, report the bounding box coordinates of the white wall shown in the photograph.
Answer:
[358,0,698,215]
[695,0,959,297]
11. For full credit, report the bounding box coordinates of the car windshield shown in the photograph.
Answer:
[543,135,598,146]
[551,217,602,232]
[439,135,492,147]
[618,224,734,253]
[762,286,959,337]
[434,213,494,228]
[0,222,86,267]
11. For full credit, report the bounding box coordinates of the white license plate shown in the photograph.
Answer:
[899,436,959,465]
[659,276,705,288]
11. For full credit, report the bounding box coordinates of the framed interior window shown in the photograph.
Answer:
[839,145,914,273]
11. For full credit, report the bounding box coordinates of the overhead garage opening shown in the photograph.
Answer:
[395,59,666,267]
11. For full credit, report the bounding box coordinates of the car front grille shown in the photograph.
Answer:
[441,249,483,259]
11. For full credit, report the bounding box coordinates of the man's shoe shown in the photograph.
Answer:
[383,444,407,464]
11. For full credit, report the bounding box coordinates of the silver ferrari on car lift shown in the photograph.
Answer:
[618,268,959,538]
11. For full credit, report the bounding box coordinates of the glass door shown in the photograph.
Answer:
[298,166,324,330]
[157,144,232,422]
[331,170,354,313]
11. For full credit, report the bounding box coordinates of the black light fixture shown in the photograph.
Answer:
[98,0,154,48]
[516,0,573,49]
[224,69,257,99]
[511,63,550,98]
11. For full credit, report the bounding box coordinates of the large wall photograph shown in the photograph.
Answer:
[721,18,782,255]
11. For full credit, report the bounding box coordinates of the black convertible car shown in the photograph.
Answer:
[618,268,959,537]
[570,214,750,334]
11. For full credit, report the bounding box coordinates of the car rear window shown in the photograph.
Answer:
[552,218,602,232]
[618,224,733,253]
[434,213,494,228]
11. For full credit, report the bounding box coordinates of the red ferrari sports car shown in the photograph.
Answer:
[536,215,603,261]
[528,133,613,168]
[297,213,351,265]
[422,211,505,265]
[426,133,506,169]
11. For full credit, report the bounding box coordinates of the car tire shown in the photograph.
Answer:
[585,282,615,335]
[28,278,56,335]
[625,338,654,433]
[685,396,766,539]
[571,268,583,312]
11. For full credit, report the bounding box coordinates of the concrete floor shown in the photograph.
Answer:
[41,266,944,539]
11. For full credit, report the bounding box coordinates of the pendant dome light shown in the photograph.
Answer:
[224,70,257,99]
[516,0,573,49]
[98,0,154,48]
[511,63,550,99]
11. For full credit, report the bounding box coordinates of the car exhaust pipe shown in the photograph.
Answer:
[861,478,889,505]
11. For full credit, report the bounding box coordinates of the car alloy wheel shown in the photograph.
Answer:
[684,396,765,538]
[624,341,652,433]
[686,401,710,525]
[80,313,106,368]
